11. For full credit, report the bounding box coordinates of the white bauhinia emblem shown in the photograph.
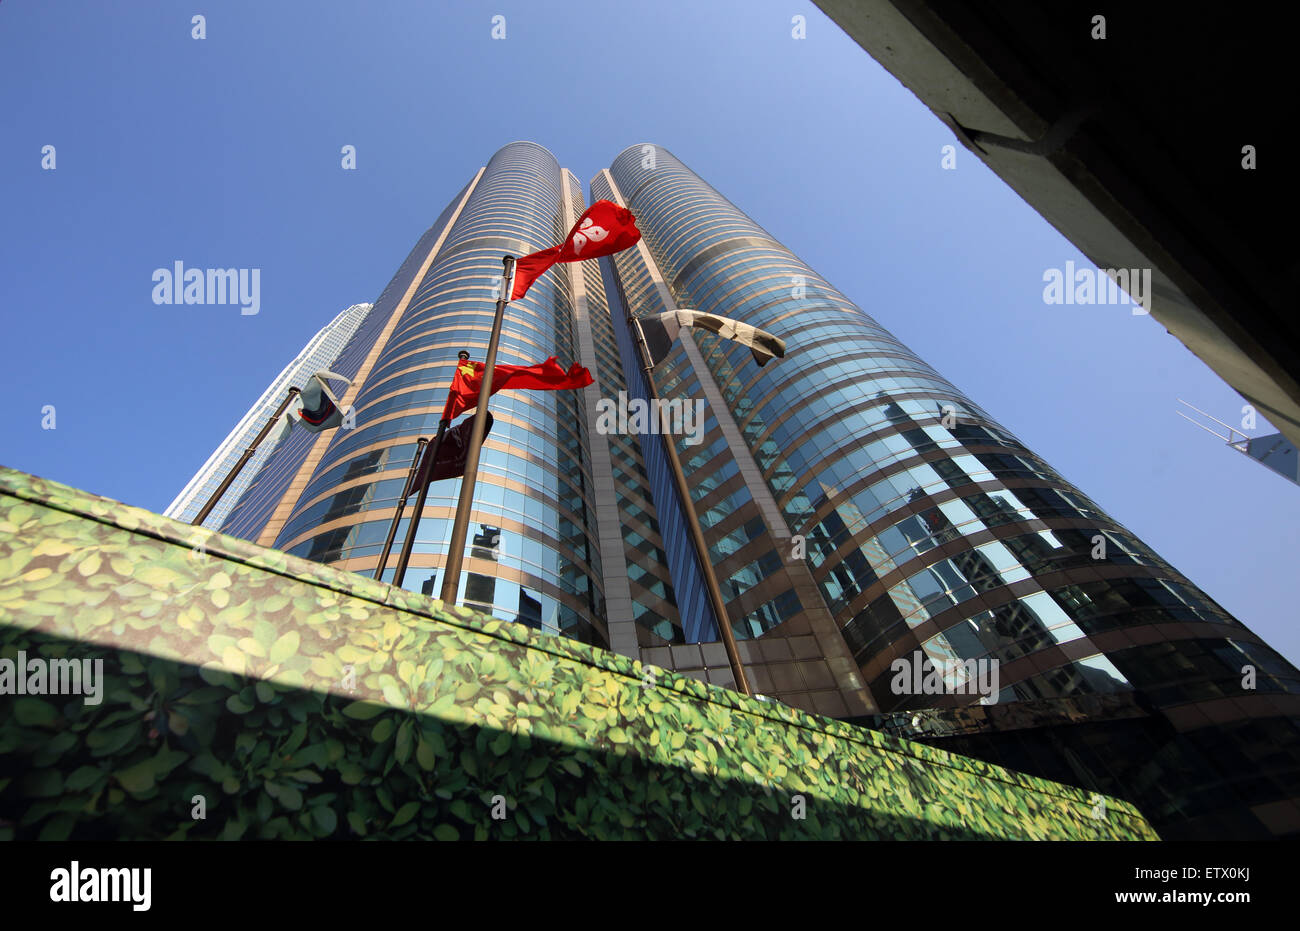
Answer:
[571,217,609,255]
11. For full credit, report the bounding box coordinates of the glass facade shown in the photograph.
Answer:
[256,144,610,646]
[221,181,473,544]
[564,175,685,650]
[596,143,1300,838]
[596,158,873,661]
[166,303,372,528]
[595,172,805,648]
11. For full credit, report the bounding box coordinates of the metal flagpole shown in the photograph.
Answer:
[391,419,450,589]
[630,318,753,696]
[372,436,429,581]
[191,386,300,526]
[440,255,515,604]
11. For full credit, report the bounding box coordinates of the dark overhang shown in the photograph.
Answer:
[815,1,1300,445]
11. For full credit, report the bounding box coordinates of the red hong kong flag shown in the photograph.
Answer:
[510,200,641,301]
[443,356,594,421]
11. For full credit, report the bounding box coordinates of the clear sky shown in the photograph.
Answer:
[3,0,1296,665]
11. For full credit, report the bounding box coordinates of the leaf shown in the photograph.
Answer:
[390,801,420,828]
[220,817,249,841]
[206,634,239,656]
[39,731,77,761]
[23,770,64,798]
[428,693,457,717]
[460,751,479,778]
[189,753,228,779]
[13,698,59,728]
[382,681,406,707]
[312,806,338,835]
[198,666,237,689]
[65,766,104,792]
[269,631,300,666]
[87,724,138,758]
[225,695,254,714]
[433,824,458,842]
[253,620,279,649]
[152,748,189,780]
[416,738,436,772]
[114,759,156,794]
[395,721,413,765]
[525,758,548,779]
[371,719,395,743]
[341,701,387,720]
[167,711,190,736]
[37,813,76,841]
[220,646,246,673]
[135,565,182,587]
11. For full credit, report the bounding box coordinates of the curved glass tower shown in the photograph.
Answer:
[226,144,610,644]
[167,303,372,529]
[595,143,1300,839]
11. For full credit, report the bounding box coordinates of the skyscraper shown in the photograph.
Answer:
[595,144,1300,839]
[219,141,1300,839]
[222,143,664,648]
[166,302,372,528]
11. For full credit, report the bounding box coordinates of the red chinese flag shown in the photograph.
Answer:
[510,200,641,300]
[443,357,594,421]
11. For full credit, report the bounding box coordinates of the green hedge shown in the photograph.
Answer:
[0,467,1157,840]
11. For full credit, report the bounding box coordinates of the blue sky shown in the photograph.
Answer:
[2,0,1296,665]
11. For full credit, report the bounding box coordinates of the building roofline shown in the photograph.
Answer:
[611,142,665,163]
[493,140,559,160]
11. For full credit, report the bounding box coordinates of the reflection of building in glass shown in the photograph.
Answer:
[471,524,501,561]
[165,303,372,528]
[464,525,502,615]
[517,588,543,632]
[214,140,1300,839]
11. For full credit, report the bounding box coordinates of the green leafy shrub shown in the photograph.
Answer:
[0,467,1158,840]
